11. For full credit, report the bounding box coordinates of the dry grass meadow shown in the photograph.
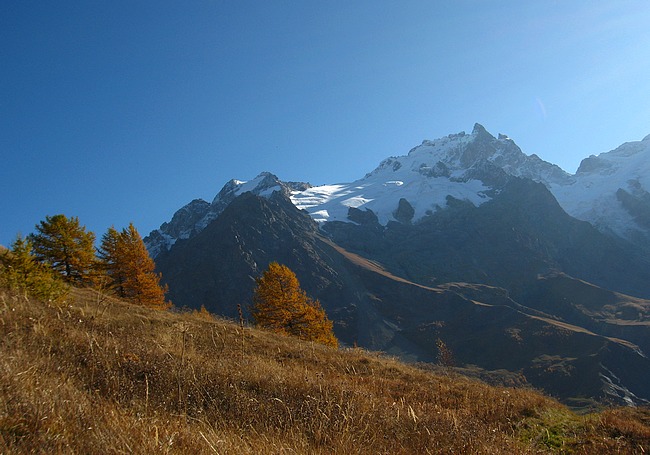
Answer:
[1,286,649,454]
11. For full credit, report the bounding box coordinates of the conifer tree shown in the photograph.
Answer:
[436,338,455,368]
[98,223,170,310]
[4,235,37,284]
[97,226,126,297]
[0,235,68,302]
[29,214,95,285]
[251,262,338,347]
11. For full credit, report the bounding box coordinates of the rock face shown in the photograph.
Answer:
[147,124,650,406]
[393,198,415,224]
[144,172,310,258]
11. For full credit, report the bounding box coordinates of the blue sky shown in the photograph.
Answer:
[2,1,650,246]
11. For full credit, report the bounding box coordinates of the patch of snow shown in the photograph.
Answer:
[256,185,281,197]
[234,175,269,195]
[292,161,490,226]
[310,210,330,222]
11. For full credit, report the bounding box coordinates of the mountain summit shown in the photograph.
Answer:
[145,172,309,258]
[147,124,650,255]
[290,124,650,251]
[291,123,571,226]
[551,134,650,243]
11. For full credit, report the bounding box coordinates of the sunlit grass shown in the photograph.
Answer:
[1,286,648,453]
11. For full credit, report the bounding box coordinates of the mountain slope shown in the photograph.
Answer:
[147,124,650,405]
[322,175,650,299]
[154,190,650,405]
[5,286,650,453]
[521,273,650,355]
[320,233,650,406]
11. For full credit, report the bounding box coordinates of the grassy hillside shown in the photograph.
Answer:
[1,287,649,454]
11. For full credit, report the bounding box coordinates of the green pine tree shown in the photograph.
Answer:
[97,226,126,297]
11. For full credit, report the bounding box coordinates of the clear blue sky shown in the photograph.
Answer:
[2,1,650,246]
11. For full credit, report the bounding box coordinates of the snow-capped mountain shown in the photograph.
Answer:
[144,172,309,258]
[146,124,650,406]
[147,123,650,258]
[291,123,650,249]
[291,123,570,225]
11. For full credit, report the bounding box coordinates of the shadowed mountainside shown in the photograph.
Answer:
[155,190,650,405]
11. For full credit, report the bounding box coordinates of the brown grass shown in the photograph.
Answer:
[1,287,649,454]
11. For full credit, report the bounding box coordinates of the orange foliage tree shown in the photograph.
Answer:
[251,262,337,347]
[98,223,170,310]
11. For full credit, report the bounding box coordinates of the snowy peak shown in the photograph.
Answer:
[577,138,650,175]
[374,123,570,185]
[292,124,650,246]
[146,124,650,259]
[145,172,310,257]
[552,134,650,241]
[161,199,211,239]
[293,124,570,226]
[405,122,507,171]
[211,172,295,204]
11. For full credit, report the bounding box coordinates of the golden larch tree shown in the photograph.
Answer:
[251,262,337,347]
[29,214,96,285]
[98,223,170,310]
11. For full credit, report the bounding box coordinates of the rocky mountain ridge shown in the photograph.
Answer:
[291,123,650,250]
[145,172,309,258]
[146,124,650,258]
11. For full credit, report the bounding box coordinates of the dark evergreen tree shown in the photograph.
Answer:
[97,226,126,297]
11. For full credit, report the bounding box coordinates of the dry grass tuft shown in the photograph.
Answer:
[1,286,648,453]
